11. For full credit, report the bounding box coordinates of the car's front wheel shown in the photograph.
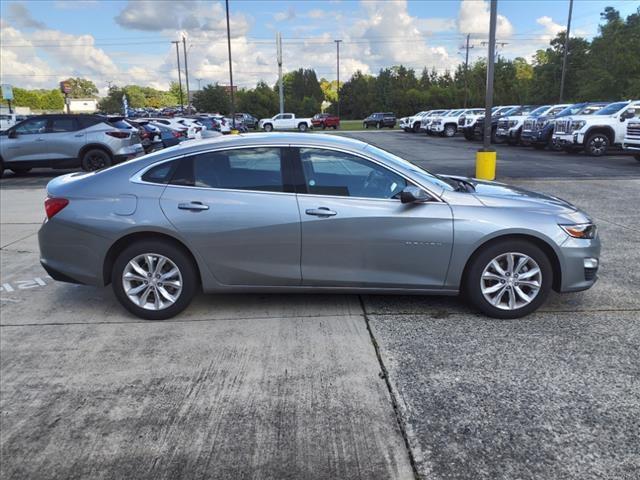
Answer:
[112,240,198,320]
[464,240,552,319]
[81,149,112,171]
[444,125,456,137]
[585,133,610,156]
[263,123,273,132]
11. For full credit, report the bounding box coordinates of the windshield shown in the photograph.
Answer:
[596,101,629,115]
[498,107,518,116]
[365,144,455,192]
[529,105,551,117]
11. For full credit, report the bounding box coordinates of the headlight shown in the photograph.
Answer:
[559,223,597,239]
[571,120,586,131]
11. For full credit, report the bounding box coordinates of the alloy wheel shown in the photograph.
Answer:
[122,253,183,311]
[480,252,542,311]
[588,135,609,156]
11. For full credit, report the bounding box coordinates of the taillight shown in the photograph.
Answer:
[106,131,130,139]
[172,131,181,138]
[45,197,69,219]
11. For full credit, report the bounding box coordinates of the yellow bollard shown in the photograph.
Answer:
[475,150,497,180]
[230,129,240,135]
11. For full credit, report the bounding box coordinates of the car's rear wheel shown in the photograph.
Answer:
[10,167,32,175]
[298,123,308,132]
[112,240,198,320]
[585,133,610,156]
[81,149,112,171]
[464,240,552,319]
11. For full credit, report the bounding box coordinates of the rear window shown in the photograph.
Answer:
[109,119,134,129]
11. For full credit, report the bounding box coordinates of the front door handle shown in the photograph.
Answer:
[178,201,209,211]
[305,207,337,217]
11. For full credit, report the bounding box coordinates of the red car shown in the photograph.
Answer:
[311,113,340,129]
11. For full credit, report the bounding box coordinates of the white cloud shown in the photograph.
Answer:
[458,0,514,38]
[274,6,296,22]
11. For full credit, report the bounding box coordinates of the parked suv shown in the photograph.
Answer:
[0,114,144,177]
[553,100,640,156]
[495,105,541,145]
[363,112,396,129]
[464,106,519,142]
[235,113,258,130]
[522,102,607,150]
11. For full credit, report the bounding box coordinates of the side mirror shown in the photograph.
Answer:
[400,185,431,204]
[621,109,635,121]
[8,129,18,139]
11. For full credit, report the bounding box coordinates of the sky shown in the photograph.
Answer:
[1,0,637,95]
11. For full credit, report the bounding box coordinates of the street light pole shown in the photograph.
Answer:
[171,40,184,113]
[225,0,236,129]
[182,37,191,113]
[559,0,574,102]
[335,39,342,117]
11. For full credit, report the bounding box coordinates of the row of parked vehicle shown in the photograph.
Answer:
[399,100,640,159]
[0,112,261,178]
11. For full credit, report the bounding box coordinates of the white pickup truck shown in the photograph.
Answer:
[622,117,640,161]
[553,100,640,156]
[258,113,313,132]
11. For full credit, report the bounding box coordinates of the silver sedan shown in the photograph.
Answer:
[38,133,600,320]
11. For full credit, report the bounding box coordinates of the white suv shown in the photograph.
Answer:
[553,100,640,156]
[400,111,427,133]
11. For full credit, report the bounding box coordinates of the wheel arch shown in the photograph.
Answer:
[460,233,562,293]
[79,143,114,161]
[584,126,615,143]
[102,231,202,287]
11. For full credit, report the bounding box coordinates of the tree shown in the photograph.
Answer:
[192,83,230,113]
[236,81,279,119]
[62,77,98,98]
[41,89,65,111]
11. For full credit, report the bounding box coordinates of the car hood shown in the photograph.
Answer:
[445,176,580,214]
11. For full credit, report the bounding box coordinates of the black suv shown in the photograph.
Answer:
[363,112,396,129]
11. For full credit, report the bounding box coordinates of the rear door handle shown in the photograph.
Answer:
[305,207,337,217]
[178,201,209,211]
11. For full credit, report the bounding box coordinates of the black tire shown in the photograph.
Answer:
[585,132,610,157]
[112,240,199,320]
[10,167,32,175]
[81,149,112,171]
[464,239,552,319]
[412,123,421,133]
[444,124,456,137]
[635,154,640,162]
[298,123,308,132]
[263,123,273,132]
[332,125,338,130]
[321,122,326,130]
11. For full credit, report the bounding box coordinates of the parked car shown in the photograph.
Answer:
[429,109,466,137]
[259,113,313,132]
[235,113,258,130]
[553,100,639,156]
[457,109,484,131]
[128,119,162,153]
[39,133,600,321]
[363,112,396,129]
[521,103,607,150]
[622,117,640,161]
[399,111,427,132]
[0,113,27,132]
[148,117,201,139]
[311,113,340,130]
[154,124,187,148]
[420,110,446,133]
[495,105,541,145]
[464,106,520,142]
[0,114,144,177]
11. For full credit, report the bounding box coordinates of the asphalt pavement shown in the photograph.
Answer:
[1,132,639,480]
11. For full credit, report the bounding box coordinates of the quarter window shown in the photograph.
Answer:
[299,148,408,199]
[170,147,285,192]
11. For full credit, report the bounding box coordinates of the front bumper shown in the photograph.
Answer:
[430,124,444,133]
[622,141,640,151]
[554,131,586,147]
[558,235,601,292]
[496,127,519,140]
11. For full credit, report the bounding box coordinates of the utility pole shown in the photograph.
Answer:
[172,40,184,113]
[196,78,202,90]
[475,0,498,181]
[335,39,342,117]
[182,37,191,113]
[460,34,474,108]
[277,32,284,114]
[225,0,236,128]
[559,0,574,102]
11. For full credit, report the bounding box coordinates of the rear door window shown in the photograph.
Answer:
[50,117,79,132]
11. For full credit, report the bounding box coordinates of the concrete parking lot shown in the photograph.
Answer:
[1,132,639,479]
